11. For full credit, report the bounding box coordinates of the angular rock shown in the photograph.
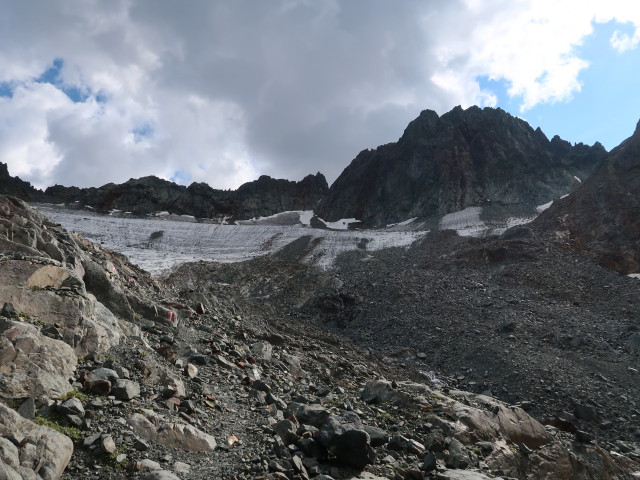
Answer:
[184,363,198,379]
[446,391,553,448]
[58,397,85,418]
[1,302,18,318]
[274,419,299,445]
[0,319,77,402]
[251,341,273,363]
[285,403,329,428]
[0,261,123,355]
[160,373,186,398]
[112,379,141,400]
[446,437,471,469]
[0,402,73,480]
[101,434,117,454]
[363,425,389,447]
[485,438,638,480]
[331,429,376,470]
[423,451,437,472]
[319,412,375,469]
[128,410,217,451]
[134,459,162,471]
[17,397,36,420]
[82,259,134,321]
[574,404,599,422]
[387,435,425,455]
[26,265,71,290]
[361,380,414,406]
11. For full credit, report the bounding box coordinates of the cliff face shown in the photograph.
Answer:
[534,120,640,274]
[44,173,329,220]
[0,163,43,201]
[315,106,606,226]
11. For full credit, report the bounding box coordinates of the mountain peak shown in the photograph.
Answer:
[315,106,607,225]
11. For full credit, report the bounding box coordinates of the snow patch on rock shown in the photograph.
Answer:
[37,206,425,275]
[536,201,553,213]
[440,207,486,237]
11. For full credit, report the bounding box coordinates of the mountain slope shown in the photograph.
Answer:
[44,172,328,220]
[534,119,640,274]
[4,195,638,479]
[315,106,606,226]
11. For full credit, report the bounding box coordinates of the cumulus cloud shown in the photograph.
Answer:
[0,0,639,190]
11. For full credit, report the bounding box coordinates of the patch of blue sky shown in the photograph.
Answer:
[478,20,640,151]
[36,57,92,103]
[170,170,191,185]
[0,82,13,98]
[132,123,154,143]
[476,75,517,112]
[524,20,640,150]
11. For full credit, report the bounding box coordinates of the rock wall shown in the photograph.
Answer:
[534,119,640,274]
[0,163,43,202]
[42,173,329,221]
[315,106,606,226]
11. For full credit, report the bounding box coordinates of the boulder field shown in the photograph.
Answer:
[0,195,638,479]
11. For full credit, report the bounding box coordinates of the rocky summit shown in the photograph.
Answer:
[0,163,43,202]
[533,119,640,274]
[315,106,606,226]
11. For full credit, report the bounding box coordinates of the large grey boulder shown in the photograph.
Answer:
[0,320,76,402]
[446,390,553,449]
[0,260,122,355]
[485,437,639,480]
[112,379,141,400]
[128,410,217,451]
[284,403,329,428]
[319,412,376,469]
[361,379,417,406]
[0,402,74,480]
[82,259,134,321]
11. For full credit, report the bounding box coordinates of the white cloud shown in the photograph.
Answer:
[611,27,640,52]
[1,1,639,190]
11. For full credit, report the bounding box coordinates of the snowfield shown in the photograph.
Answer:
[440,206,535,237]
[37,206,426,276]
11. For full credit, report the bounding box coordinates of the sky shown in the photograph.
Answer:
[1,1,640,191]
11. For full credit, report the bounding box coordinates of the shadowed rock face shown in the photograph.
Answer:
[534,119,640,274]
[43,173,329,220]
[315,106,606,226]
[0,163,43,201]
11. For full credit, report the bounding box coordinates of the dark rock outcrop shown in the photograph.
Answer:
[44,173,328,221]
[0,163,43,201]
[534,119,640,274]
[315,106,606,226]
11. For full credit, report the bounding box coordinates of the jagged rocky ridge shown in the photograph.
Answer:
[315,106,606,226]
[0,163,43,202]
[0,106,608,228]
[533,119,640,274]
[1,196,638,479]
[43,173,328,221]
